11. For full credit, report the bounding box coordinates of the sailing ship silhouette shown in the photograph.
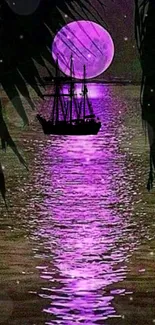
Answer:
[37,55,101,135]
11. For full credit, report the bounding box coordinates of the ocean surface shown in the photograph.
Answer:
[0,84,155,325]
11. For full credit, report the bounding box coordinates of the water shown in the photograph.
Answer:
[1,84,155,325]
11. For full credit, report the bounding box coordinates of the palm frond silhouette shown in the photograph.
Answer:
[0,0,107,203]
[135,0,155,190]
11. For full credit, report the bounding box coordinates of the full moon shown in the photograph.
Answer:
[52,20,115,79]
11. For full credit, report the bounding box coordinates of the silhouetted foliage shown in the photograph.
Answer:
[135,0,155,189]
[0,0,107,203]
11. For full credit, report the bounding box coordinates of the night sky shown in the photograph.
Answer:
[0,0,141,83]
[52,0,141,82]
[101,0,141,82]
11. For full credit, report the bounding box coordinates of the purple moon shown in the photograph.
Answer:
[6,0,40,15]
[52,20,115,79]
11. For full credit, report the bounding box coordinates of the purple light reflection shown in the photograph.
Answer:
[38,83,113,121]
[62,83,105,99]
[32,85,139,324]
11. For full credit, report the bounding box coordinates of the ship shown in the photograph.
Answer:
[36,55,101,135]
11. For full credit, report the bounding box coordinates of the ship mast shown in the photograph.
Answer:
[55,57,59,124]
[51,57,60,124]
[81,65,94,119]
[69,54,74,124]
[83,64,87,120]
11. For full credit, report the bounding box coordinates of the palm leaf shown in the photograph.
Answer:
[134,0,155,189]
[0,0,108,203]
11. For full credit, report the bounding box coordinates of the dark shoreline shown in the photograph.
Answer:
[0,81,141,91]
[42,80,141,86]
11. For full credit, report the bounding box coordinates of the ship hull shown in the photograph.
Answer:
[36,115,101,135]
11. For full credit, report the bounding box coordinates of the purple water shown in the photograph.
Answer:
[0,85,155,325]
